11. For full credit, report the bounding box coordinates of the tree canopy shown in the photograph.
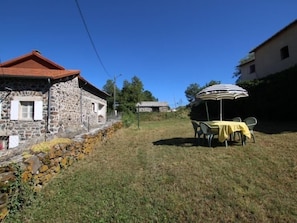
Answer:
[103,75,158,113]
[184,80,221,103]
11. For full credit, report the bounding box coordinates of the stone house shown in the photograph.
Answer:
[238,19,297,82]
[0,50,109,152]
[136,101,170,112]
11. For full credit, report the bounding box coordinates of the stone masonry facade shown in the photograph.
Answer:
[0,76,107,157]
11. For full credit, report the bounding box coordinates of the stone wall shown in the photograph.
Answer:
[0,76,107,156]
[80,87,107,129]
[50,77,82,134]
[0,120,122,221]
[0,78,49,148]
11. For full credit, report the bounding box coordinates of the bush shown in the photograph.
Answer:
[121,111,135,127]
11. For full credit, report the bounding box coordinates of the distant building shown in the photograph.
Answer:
[0,50,109,151]
[238,19,297,82]
[136,101,170,112]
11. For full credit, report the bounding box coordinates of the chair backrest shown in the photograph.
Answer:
[200,122,216,135]
[232,117,242,122]
[191,120,200,132]
[199,122,209,134]
[243,117,257,130]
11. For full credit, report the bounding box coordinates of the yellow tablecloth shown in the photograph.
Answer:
[205,121,251,142]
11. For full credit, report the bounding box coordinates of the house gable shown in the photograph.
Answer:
[250,19,297,53]
[238,19,297,82]
[0,50,65,70]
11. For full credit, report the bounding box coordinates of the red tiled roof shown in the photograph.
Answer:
[0,67,80,79]
[0,50,109,98]
[0,50,80,79]
[0,50,65,70]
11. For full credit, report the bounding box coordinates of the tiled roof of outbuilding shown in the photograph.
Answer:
[136,101,169,107]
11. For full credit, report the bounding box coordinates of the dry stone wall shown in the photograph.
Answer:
[0,120,122,221]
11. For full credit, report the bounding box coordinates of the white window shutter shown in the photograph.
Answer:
[34,101,43,120]
[0,102,2,119]
[10,100,19,120]
[9,135,19,148]
[94,103,98,112]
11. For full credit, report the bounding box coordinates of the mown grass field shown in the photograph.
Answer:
[5,117,297,222]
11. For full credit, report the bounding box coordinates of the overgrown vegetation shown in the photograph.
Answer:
[121,107,190,127]
[237,65,297,121]
[4,117,297,222]
[2,164,35,217]
[103,76,158,113]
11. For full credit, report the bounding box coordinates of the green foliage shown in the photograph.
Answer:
[185,83,200,102]
[204,80,221,87]
[103,79,121,112]
[103,76,158,113]
[136,107,190,122]
[4,164,35,216]
[185,80,221,103]
[121,110,135,127]
[142,90,158,101]
[236,65,297,121]
[118,76,144,112]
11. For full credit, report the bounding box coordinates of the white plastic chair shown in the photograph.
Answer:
[199,122,222,147]
[243,117,257,143]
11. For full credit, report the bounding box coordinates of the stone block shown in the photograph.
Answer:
[39,165,49,173]
[24,155,41,174]
[21,171,32,182]
[0,172,16,183]
[60,157,68,168]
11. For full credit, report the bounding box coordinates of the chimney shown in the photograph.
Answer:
[32,50,41,54]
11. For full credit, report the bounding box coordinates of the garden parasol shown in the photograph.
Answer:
[196,84,248,121]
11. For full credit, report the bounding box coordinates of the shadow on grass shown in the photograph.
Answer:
[256,121,297,134]
[153,137,198,147]
[153,138,241,148]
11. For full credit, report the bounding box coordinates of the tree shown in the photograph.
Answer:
[185,83,201,103]
[117,76,158,113]
[233,53,255,82]
[142,90,158,101]
[204,80,221,88]
[103,79,121,112]
[233,66,241,83]
[185,80,221,103]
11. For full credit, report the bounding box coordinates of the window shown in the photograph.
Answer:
[98,103,104,110]
[249,64,256,73]
[10,99,43,121]
[21,101,34,119]
[280,46,289,60]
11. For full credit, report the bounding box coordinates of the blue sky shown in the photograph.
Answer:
[1,1,296,108]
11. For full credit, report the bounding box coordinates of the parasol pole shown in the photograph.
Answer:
[205,101,210,121]
[220,99,223,121]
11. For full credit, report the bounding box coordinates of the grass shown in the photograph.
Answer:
[4,118,297,222]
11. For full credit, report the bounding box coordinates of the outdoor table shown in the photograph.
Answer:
[205,120,251,143]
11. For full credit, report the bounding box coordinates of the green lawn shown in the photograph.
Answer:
[5,118,297,222]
